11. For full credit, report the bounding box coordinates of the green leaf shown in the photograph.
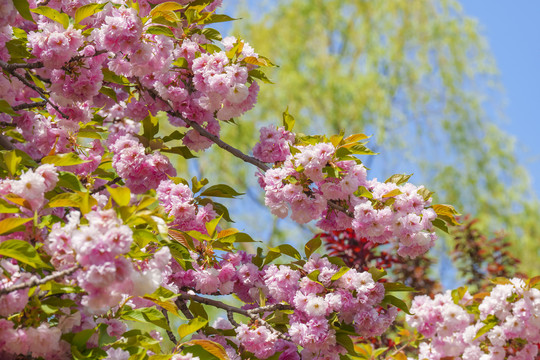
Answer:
[121,307,171,331]
[0,239,51,269]
[191,176,209,193]
[417,187,434,201]
[368,267,387,281]
[200,184,243,198]
[201,28,222,41]
[162,130,184,142]
[282,108,295,132]
[331,267,351,282]
[431,218,449,233]
[383,282,416,292]
[99,86,118,103]
[218,232,255,243]
[307,269,320,282]
[74,3,106,24]
[474,315,498,340]
[106,186,131,207]
[31,7,69,29]
[354,186,373,199]
[204,215,222,237]
[382,188,403,198]
[57,171,85,191]
[178,316,208,341]
[0,100,19,116]
[385,173,413,185]
[5,39,32,62]
[248,69,274,84]
[146,25,175,37]
[269,244,301,260]
[0,217,32,236]
[72,328,96,349]
[451,286,468,304]
[42,153,90,167]
[161,146,196,159]
[46,193,82,208]
[13,0,35,22]
[382,295,412,315]
[199,13,236,25]
[304,235,322,258]
[0,199,20,214]
[3,150,22,176]
[335,333,359,356]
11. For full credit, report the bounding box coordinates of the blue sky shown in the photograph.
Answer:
[460,2,540,196]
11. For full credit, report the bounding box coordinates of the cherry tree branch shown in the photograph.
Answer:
[161,309,178,344]
[176,292,292,340]
[167,109,270,171]
[0,62,68,119]
[0,264,80,295]
[12,101,47,111]
[90,177,123,194]
[0,51,108,71]
[147,89,353,217]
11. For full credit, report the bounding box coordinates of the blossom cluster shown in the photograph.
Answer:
[171,252,397,359]
[46,209,171,313]
[111,135,176,194]
[0,164,58,212]
[256,139,438,257]
[157,180,217,233]
[407,278,540,360]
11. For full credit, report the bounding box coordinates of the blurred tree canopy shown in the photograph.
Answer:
[200,0,539,274]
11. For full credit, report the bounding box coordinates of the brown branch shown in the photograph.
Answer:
[0,135,14,150]
[12,101,47,111]
[0,51,108,71]
[0,64,68,119]
[175,298,194,320]
[0,264,80,295]
[90,177,122,195]
[177,292,292,340]
[168,109,270,171]
[161,309,178,344]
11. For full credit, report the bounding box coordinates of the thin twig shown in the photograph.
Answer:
[0,51,108,71]
[90,177,122,194]
[0,264,80,295]
[12,101,47,111]
[168,109,270,171]
[0,64,68,119]
[161,309,178,344]
[177,292,292,340]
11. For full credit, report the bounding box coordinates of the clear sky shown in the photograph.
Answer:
[460,1,540,196]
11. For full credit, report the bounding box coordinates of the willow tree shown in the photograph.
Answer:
[200,0,539,274]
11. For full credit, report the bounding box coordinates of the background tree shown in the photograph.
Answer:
[201,0,540,274]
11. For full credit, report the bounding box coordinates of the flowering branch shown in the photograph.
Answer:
[12,101,47,111]
[0,61,68,119]
[176,292,292,340]
[167,109,271,171]
[0,264,80,295]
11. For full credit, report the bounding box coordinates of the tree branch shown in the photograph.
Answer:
[0,63,68,119]
[177,292,292,340]
[0,264,80,295]
[90,177,123,195]
[149,88,353,217]
[12,101,47,111]
[168,109,270,171]
[161,309,178,344]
